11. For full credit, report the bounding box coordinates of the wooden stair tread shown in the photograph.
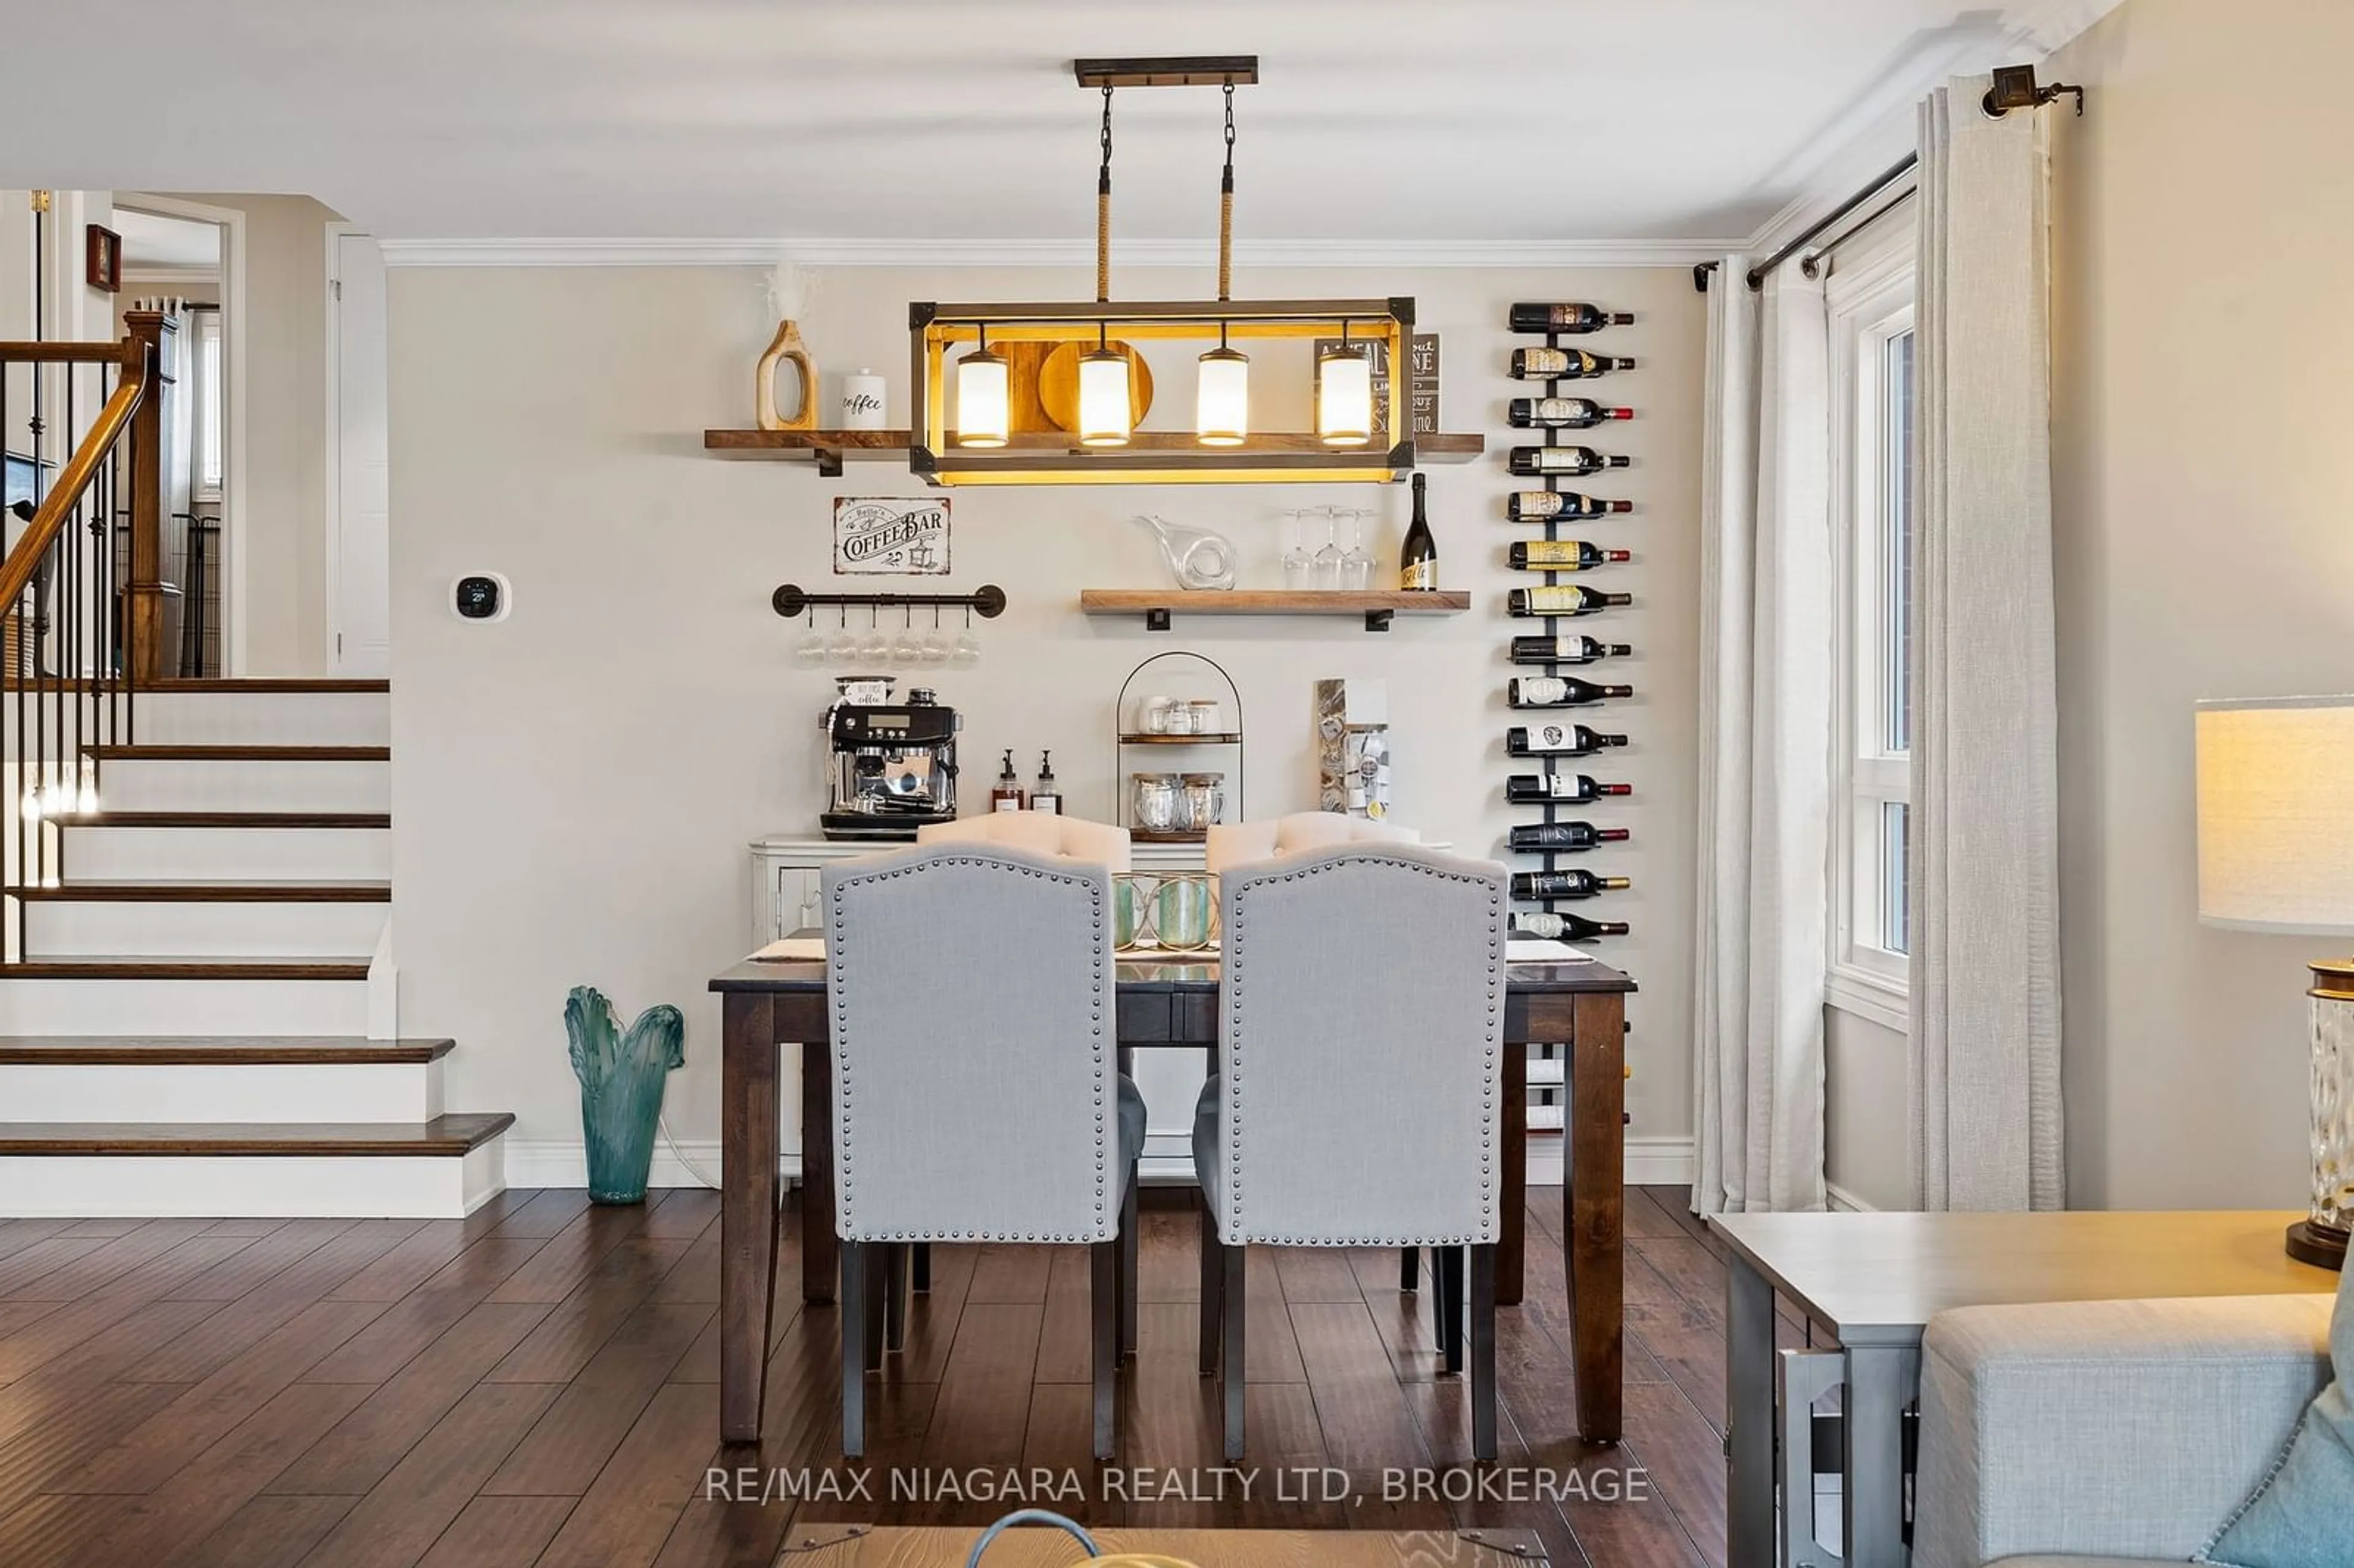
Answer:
[0,1112,511,1157]
[63,811,391,829]
[1,957,371,980]
[0,1035,452,1065]
[7,879,390,901]
[83,744,390,762]
[0,677,389,695]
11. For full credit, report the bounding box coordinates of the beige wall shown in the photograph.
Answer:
[170,192,341,675]
[1826,1008,1909,1209]
[385,263,1707,1157]
[2046,0,2354,1208]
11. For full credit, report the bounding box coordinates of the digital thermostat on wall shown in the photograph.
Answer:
[451,572,511,623]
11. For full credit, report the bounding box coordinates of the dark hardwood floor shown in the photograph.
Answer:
[0,1186,1789,1568]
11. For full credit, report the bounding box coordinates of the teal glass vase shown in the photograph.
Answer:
[565,986,685,1205]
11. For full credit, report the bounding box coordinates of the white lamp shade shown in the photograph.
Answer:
[2195,696,2354,934]
[955,351,1009,447]
[1195,348,1249,447]
[1077,349,1133,447]
[1317,348,1373,446]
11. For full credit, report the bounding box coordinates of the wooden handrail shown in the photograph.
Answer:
[0,334,150,612]
[0,341,141,365]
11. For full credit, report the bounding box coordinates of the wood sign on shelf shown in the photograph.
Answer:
[834,497,950,576]
[1312,332,1439,436]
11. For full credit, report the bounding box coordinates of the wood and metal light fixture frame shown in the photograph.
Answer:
[908,56,1417,486]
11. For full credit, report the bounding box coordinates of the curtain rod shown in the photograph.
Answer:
[1745,153,1917,291]
[1794,182,1919,280]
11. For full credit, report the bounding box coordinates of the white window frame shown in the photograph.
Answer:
[189,306,224,502]
[1826,213,1918,1030]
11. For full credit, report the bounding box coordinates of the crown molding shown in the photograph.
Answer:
[378,234,1744,270]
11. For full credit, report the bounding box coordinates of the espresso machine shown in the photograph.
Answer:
[819,678,961,840]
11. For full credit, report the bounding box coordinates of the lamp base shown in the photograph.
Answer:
[2285,1219,2347,1271]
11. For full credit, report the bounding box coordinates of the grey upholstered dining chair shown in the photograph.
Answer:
[821,842,1145,1460]
[1191,842,1510,1461]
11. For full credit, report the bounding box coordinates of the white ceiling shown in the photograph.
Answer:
[11,1,2111,246]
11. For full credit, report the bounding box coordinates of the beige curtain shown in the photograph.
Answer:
[1908,76,2065,1211]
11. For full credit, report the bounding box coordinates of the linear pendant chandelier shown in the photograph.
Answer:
[910,56,1415,486]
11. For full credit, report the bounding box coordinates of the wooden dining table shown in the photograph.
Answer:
[709,943,1638,1447]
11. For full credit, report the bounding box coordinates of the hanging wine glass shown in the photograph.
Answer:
[953,604,982,666]
[1281,508,1312,590]
[922,604,951,664]
[858,605,891,666]
[1341,508,1374,590]
[795,608,828,666]
[893,604,925,664]
[827,604,859,665]
[1311,505,1344,590]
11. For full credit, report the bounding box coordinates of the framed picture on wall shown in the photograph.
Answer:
[84,224,121,294]
[833,497,950,575]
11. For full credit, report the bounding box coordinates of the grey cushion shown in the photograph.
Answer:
[1118,1073,1145,1181]
[2201,1255,2354,1567]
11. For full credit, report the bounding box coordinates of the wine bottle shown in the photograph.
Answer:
[1509,302,1635,334]
[1400,472,1439,591]
[1511,869,1631,901]
[1509,540,1629,571]
[1509,585,1631,617]
[1510,346,1635,380]
[1507,397,1633,430]
[1510,634,1631,666]
[1509,445,1630,478]
[1511,910,1628,940]
[1507,723,1627,758]
[1507,820,1631,853]
[1506,773,1631,804]
[1506,490,1632,523]
[1509,676,1633,707]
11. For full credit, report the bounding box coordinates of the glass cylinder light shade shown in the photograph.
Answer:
[1078,346,1133,447]
[1195,346,1249,447]
[2196,696,2354,1264]
[955,346,1010,447]
[1317,343,1374,447]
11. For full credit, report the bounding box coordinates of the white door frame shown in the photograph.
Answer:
[113,192,248,676]
[322,222,386,676]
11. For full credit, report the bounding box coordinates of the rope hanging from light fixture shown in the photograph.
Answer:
[1097,83,1115,303]
[1217,79,1236,303]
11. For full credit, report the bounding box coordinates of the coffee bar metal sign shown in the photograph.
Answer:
[834,497,950,576]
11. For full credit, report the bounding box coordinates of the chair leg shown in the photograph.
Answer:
[1120,1174,1140,1361]
[1091,1237,1118,1461]
[912,1242,931,1293]
[1471,1243,1498,1463]
[1434,1249,1449,1351]
[1431,1243,1450,1375]
[863,1246,886,1371]
[883,1244,909,1352]
[839,1239,866,1458]
[1400,1246,1420,1292]
[1198,1222,1223,1377]
[1221,1241,1247,1461]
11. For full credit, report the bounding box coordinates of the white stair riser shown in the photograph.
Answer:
[23,900,388,959]
[97,758,390,813]
[0,1144,501,1218]
[97,693,387,747]
[0,978,368,1034]
[0,1059,440,1122]
[61,826,390,881]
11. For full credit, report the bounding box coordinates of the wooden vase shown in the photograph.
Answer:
[755,319,818,432]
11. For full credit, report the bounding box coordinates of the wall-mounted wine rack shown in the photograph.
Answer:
[1501,313,1637,946]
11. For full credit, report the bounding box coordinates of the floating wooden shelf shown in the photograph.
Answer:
[1117,731,1243,745]
[1128,828,1209,845]
[1081,588,1472,633]
[704,428,1485,478]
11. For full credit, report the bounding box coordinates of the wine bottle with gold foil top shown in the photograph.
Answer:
[1509,540,1629,571]
[1510,346,1635,380]
[1507,490,1631,523]
[1507,397,1633,430]
[1510,303,1634,333]
[1509,584,1631,617]
[1511,868,1630,900]
[1399,473,1439,590]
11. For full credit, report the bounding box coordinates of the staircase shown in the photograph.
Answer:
[0,322,509,1218]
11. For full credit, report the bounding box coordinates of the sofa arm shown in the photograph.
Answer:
[1913,1293,2332,1568]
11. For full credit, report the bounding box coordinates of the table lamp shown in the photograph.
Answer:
[2196,696,2354,1269]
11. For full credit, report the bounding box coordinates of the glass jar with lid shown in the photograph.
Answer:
[1179,772,1226,832]
[1131,773,1183,834]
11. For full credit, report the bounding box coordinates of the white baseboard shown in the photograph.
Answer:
[0,1144,503,1218]
[1825,1180,1880,1212]
[503,1138,733,1192]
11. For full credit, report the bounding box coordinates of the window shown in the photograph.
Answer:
[190,307,224,500]
[1828,219,1916,1021]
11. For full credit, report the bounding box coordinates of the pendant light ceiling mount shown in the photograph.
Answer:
[910,54,1412,486]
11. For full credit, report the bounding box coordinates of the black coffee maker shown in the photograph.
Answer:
[819,678,960,841]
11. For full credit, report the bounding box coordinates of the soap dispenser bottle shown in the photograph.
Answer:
[1032,752,1062,815]
[991,750,1025,812]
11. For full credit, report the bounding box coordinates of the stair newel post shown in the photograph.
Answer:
[121,311,172,690]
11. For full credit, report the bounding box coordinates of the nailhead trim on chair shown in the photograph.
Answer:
[830,848,1113,1246]
[1219,848,1505,1249]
